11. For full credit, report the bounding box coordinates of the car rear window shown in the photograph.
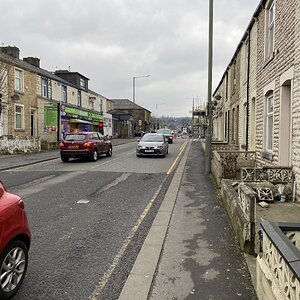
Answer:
[157,129,171,134]
[65,134,87,141]
[142,134,164,142]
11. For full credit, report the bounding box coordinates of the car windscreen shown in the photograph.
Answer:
[157,130,171,134]
[141,135,164,142]
[65,134,87,141]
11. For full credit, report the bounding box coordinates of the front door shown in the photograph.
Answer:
[279,81,292,166]
[30,110,35,136]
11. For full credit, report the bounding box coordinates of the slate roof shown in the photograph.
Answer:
[109,99,151,113]
[0,51,72,87]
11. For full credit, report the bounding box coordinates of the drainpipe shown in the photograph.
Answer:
[246,30,251,151]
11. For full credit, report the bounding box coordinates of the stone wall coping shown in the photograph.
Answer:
[261,220,300,279]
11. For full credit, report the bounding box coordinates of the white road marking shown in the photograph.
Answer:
[101,173,132,192]
[77,199,90,204]
[89,180,166,300]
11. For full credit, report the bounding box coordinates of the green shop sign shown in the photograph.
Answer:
[64,106,103,121]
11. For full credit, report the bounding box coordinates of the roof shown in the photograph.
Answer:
[108,109,132,116]
[0,51,72,87]
[213,0,266,96]
[109,99,151,113]
[0,50,106,98]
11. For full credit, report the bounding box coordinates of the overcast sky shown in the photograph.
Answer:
[1,0,259,117]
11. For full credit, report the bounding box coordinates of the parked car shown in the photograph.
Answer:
[156,129,173,143]
[136,133,169,157]
[60,132,112,162]
[0,181,31,300]
[134,130,145,137]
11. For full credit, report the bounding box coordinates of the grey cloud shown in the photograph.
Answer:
[1,0,259,117]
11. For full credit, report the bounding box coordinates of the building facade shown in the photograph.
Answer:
[212,0,300,200]
[0,46,110,150]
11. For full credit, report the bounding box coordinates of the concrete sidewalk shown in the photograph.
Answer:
[119,140,257,300]
[0,138,136,171]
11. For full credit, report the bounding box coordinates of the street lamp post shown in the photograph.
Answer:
[205,0,213,175]
[132,75,150,104]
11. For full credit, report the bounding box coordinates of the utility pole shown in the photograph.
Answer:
[191,97,194,135]
[205,0,213,174]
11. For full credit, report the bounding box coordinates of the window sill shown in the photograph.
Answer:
[262,151,273,161]
[14,129,25,132]
[263,52,275,69]
[14,90,25,95]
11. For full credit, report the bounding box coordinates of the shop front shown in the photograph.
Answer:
[60,105,103,138]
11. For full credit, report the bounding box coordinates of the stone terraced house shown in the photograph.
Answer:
[0,46,112,151]
[212,0,300,200]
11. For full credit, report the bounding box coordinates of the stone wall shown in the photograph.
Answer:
[0,135,41,154]
[6,64,38,137]
[220,179,256,254]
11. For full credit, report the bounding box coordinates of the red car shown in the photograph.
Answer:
[0,181,31,299]
[60,132,113,162]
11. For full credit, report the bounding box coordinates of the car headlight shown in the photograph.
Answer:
[158,146,164,150]
[137,145,143,149]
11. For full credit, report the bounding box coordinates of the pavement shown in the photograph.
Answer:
[119,140,257,300]
[0,138,259,299]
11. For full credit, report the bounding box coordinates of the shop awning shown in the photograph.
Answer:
[69,118,93,125]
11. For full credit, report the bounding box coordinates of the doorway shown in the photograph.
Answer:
[279,81,291,166]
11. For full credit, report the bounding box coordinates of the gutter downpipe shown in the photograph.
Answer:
[246,30,251,151]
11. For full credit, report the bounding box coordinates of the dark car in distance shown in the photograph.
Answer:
[136,133,169,157]
[156,129,173,143]
[0,181,31,300]
[60,132,112,162]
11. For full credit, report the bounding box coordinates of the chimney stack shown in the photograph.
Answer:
[0,46,20,59]
[23,57,40,68]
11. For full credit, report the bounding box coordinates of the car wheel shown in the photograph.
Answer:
[0,240,28,300]
[61,156,69,162]
[91,149,98,161]
[136,154,141,157]
[106,146,112,157]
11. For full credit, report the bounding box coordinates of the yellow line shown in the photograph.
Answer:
[167,141,187,175]
[89,181,165,300]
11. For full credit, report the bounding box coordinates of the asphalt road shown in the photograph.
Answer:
[0,139,186,300]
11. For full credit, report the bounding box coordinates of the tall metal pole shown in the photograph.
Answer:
[132,77,136,103]
[132,75,150,104]
[191,97,194,135]
[205,0,213,174]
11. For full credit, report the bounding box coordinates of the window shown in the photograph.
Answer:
[62,85,67,103]
[92,133,100,140]
[15,104,24,129]
[225,73,228,100]
[266,1,275,58]
[232,108,235,142]
[243,103,247,145]
[42,78,49,98]
[80,78,85,89]
[77,91,82,106]
[244,39,249,82]
[15,68,23,92]
[265,93,274,151]
[232,62,236,94]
